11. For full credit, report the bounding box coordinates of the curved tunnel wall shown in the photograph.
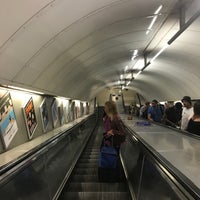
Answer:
[0,1,199,102]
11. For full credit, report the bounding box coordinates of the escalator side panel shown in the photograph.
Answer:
[121,129,195,200]
[0,155,50,200]
[0,115,97,200]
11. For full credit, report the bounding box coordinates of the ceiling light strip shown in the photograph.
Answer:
[150,44,169,63]
[146,5,162,35]
[4,85,44,95]
[135,5,200,80]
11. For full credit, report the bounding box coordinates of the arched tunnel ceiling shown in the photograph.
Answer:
[0,0,199,101]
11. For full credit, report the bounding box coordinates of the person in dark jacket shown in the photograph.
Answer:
[104,101,125,149]
[164,102,182,127]
[186,100,200,136]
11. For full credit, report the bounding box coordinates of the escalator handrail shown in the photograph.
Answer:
[0,114,95,179]
[53,112,100,200]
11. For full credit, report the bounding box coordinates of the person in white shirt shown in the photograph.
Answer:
[181,96,193,130]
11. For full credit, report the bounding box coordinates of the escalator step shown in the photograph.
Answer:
[66,182,128,192]
[73,168,98,175]
[81,155,99,159]
[81,151,99,154]
[82,152,99,156]
[78,158,98,164]
[58,121,131,200]
[75,162,98,168]
[61,191,131,200]
[83,150,99,155]
[70,175,98,182]
[84,147,99,150]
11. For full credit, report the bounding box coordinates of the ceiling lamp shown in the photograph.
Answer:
[3,85,44,95]
[146,5,162,35]
[131,49,138,60]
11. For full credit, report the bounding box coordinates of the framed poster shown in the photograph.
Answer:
[64,100,69,123]
[22,97,37,139]
[58,103,64,126]
[70,101,75,121]
[0,90,18,149]
[40,98,49,132]
[51,99,58,128]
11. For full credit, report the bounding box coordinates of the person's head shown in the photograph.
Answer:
[175,102,182,110]
[151,99,158,107]
[145,101,150,107]
[193,101,200,116]
[181,96,192,108]
[104,101,118,116]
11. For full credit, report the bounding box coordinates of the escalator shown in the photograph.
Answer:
[58,121,132,200]
[1,112,199,199]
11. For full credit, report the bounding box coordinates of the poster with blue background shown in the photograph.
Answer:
[0,90,18,149]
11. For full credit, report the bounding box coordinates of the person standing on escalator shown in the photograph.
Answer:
[103,101,125,153]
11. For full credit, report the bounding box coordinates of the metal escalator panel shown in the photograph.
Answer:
[58,125,132,200]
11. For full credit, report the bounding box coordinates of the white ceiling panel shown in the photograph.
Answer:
[1,0,200,102]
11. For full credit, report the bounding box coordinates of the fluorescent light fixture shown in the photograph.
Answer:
[124,65,129,72]
[6,85,44,95]
[150,44,169,63]
[134,71,142,79]
[57,96,70,100]
[127,81,131,86]
[146,30,150,35]
[146,5,162,35]
[147,15,157,32]
[126,74,132,79]
[120,74,123,79]
[132,59,144,70]
[131,49,138,60]
[133,43,168,79]
[155,5,163,15]
[133,49,138,56]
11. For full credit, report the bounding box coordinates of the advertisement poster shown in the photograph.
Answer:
[70,101,75,121]
[80,102,84,116]
[58,103,64,126]
[0,90,18,149]
[40,98,49,132]
[51,99,58,128]
[22,97,37,139]
[65,100,69,123]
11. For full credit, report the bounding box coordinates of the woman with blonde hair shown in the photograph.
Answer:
[98,101,126,182]
[104,101,125,149]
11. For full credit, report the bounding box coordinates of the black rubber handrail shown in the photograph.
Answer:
[0,114,94,177]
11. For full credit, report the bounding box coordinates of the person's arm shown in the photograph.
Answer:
[147,107,153,121]
[107,118,125,136]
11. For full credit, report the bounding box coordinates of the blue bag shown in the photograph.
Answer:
[99,146,118,169]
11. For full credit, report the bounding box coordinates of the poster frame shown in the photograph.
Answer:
[51,98,58,128]
[39,97,49,132]
[58,103,64,126]
[22,97,38,139]
[0,91,18,149]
